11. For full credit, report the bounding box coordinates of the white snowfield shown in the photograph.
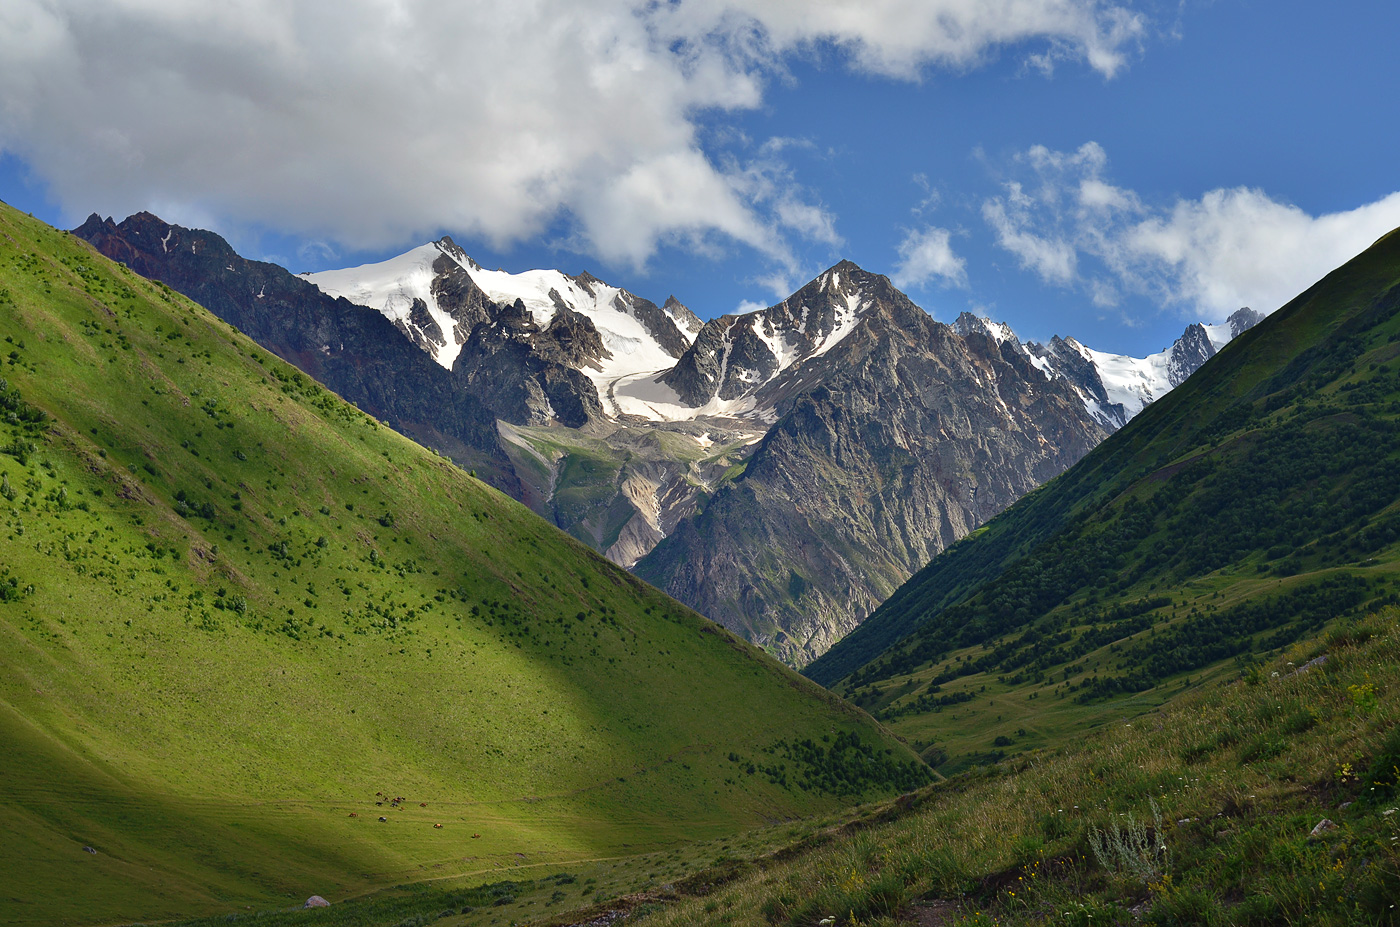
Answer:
[306,244,466,363]
[1201,322,1235,352]
[1072,338,1175,418]
[610,371,765,422]
[305,242,692,402]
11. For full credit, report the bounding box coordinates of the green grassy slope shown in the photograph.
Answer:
[0,203,926,926]
[803,227,1400,770]
[632,611,1400,927]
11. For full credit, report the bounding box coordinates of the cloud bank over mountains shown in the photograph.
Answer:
[0,0,1142,279]
[982,142,1400,321]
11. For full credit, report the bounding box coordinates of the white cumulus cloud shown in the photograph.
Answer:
[981,142,1400,319]
[0,0,1144,272]
[1124,188,1400,316]
[892,226,968,290]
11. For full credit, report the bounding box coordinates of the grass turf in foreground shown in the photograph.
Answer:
[586,609,1400,926]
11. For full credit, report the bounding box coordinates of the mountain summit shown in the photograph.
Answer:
[304,240,704,426]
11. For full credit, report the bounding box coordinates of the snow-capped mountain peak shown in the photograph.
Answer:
[629,260,881,420]
[951,308,1264,430]
[1023,310,1265,429]
[304,240,705,400]
[304,240,478,368]
[952,311,1021,347]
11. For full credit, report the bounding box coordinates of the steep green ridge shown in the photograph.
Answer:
[804,227,1400,767]
[0,204,924,926]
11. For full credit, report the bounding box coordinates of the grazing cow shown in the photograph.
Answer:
[420,802,427,807]
[471,833,481,839]
[378,816,387,822]
[349,812,358,818]
[433,823,443,829]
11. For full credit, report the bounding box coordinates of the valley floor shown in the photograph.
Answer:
[175,607,1400,927]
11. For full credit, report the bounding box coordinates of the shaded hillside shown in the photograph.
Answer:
[803,226,1400,768]
[0,205,924,926]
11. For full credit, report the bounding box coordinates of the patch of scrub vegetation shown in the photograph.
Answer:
[0,203,917,927]
[727,732,933,796]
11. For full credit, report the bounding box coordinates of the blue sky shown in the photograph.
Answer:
[3,1,1398,357]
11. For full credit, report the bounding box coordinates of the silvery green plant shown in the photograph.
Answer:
[1089,799,1170,885]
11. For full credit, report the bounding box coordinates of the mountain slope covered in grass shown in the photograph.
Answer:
[804,226,1400,771]
[0,203,925,927]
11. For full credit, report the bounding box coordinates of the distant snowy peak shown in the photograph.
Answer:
[954,307,1265,430]
[304,238,492,369]
[307,242,1266,432]
[651,260,879,413]
[304,240,700,383]
[952,311,1020,347]
[1202,307,1266,352]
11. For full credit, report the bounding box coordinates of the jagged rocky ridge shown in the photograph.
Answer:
[75,213,1261,666]
[954,308,1264,430]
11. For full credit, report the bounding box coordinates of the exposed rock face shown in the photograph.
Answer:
[661,315,776,406]
[537,303,611,370]
[634,265,1109,666]
[1228,307,1265,337]
[1026,333,1128,428]
[450,301,607,429]
[663,296,704,338]
[661,261,871,408]
[398,297,448,356]
[71,212,522,495]
[1167,323,1217,387]
[426,243,498,346]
